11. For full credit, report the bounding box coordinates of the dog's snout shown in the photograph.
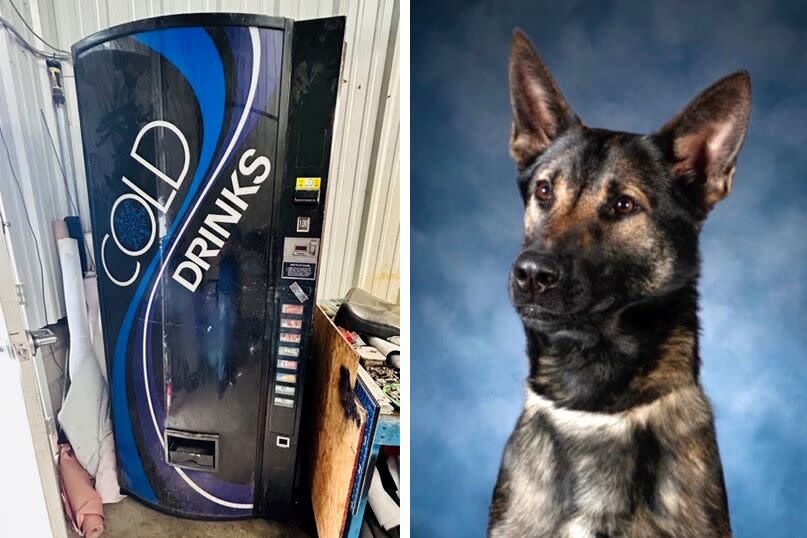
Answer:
[512,252,562,297]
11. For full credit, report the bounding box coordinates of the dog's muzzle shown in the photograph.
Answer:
[511,250,562,299]
[509,249,595,320]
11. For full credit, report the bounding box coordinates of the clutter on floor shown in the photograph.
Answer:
[55,238,112,478]
[315,288,402,536]
[366,365,400,411]
[367,336,400,369]
[334,287,401,339]
[59,444,104,538]
[331,289,404,412]
[365,450,401,537]
[52,231,123,536]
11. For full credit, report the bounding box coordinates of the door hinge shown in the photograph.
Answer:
[15,282,25,306]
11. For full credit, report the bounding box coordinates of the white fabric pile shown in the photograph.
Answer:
[56,238,123,504]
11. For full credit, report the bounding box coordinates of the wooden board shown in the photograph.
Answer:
[307,306,367,538]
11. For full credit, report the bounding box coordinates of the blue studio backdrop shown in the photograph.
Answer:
[412,1,807,536]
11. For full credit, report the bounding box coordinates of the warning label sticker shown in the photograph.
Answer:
[295,177,321,191]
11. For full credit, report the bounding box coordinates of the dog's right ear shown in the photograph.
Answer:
[509,30,580,169]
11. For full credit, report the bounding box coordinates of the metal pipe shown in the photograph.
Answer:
[45,60,80,216]
[52,104,79,211]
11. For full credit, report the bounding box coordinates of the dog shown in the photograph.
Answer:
[488,30,750,538]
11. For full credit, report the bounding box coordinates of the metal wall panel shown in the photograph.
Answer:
[355,26,399,302]
[0,0,74,329]
[0,0,399,329]
[318,0,400,303]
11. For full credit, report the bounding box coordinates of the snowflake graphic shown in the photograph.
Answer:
[113,199,151,252]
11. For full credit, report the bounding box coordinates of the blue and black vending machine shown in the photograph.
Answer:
[72,14,344,519]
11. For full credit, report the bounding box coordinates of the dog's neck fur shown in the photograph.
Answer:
[524,283,701,413]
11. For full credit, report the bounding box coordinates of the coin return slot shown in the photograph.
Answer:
[165,430,218,472]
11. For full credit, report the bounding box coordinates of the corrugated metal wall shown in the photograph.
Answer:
[0,0,72,330]
[0,0,399,329]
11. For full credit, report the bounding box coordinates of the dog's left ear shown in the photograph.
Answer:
[655,71,751,213]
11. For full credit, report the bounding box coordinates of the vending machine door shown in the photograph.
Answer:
[73,14,287,519]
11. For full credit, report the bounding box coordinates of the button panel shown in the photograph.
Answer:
[273,284,308,414]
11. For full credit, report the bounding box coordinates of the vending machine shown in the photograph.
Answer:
[72,13,344,519]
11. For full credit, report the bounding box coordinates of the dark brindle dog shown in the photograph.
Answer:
[488,30,750,538]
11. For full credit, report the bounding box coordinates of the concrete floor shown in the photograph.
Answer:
[68,498,312,537]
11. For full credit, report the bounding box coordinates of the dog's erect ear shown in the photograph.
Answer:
[655,71,751,213]
[509,30,581,169]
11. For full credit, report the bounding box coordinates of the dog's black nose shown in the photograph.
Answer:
[512,252,562,296]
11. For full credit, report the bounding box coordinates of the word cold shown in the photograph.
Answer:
[101,120,189,287]
[172,149,271,292]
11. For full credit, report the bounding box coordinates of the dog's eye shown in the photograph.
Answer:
[535,180,553,201]
[613,195,639,215]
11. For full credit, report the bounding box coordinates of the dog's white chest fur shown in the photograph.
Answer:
[490,386,711,538]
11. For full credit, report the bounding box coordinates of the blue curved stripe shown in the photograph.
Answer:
[111,27,225,502]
